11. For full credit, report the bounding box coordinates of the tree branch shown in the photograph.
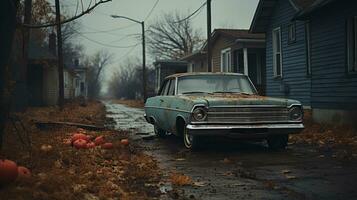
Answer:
[20,0,111,29]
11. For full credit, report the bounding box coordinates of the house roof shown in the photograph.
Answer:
[153,60,188,68]
[180,51,206,61]
[292,0,318,9]
[250,0,279,33]
[210,29,265,43]
[250,0,337,33]
[202,29,265,50]
[293,0,338,19]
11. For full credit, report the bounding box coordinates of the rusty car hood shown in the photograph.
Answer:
[178,93,300,107]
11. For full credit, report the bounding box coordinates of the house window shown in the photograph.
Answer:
[221,48,231,72]
[347,16,357,73]
[272,27,282,77]
[305,21,311,75]
[288,23,296,43]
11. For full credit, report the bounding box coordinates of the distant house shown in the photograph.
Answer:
[153,60,188,92]
[65,59,88,99]
[182,29,266,94]
[181,51,208,73]
[250,0,357,124]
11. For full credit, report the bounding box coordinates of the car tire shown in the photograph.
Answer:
[154,124,167,138]
[267,134,289,150]
[183,126,200,150]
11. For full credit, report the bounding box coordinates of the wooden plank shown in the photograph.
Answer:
[35,121,105,131]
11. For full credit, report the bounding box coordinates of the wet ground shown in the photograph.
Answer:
[105,101,357,200]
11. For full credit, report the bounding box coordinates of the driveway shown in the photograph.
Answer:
[105,101,357,200]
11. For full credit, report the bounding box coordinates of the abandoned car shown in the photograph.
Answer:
[144,73,304,150]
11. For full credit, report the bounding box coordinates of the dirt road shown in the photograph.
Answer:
[105,102,357,200]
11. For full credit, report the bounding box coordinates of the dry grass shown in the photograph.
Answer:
[290,110,357,158]
[169,172,193,186]
[0,101,162,200]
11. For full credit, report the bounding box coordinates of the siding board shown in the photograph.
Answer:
[265,0,311,106]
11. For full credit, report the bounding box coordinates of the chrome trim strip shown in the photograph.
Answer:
[144,106,191,113]
[190,104,207,113]
[191,120,302,124]
[209,104,303,109]
[187,123,304,130]
[288,104,303,108]
[209,105,285,108]
[207,111,289,115]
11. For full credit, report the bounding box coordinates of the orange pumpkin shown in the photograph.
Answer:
[17,166,31,180]
[86,142,96,148]
[73,139,88,149]
[101,143,114,149]
[71,133,89,143]
[0,159,18,185]
[94,136,105,146]
[120,139,129,146]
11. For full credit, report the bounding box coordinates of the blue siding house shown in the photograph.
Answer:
[250,0,357,125]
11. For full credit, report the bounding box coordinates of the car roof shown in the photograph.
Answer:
[165,72,246,79]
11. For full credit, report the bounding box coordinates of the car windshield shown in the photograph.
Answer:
[177,75,257,95]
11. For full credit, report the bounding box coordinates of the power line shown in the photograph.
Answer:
[173,1,207,23]
[116,44,140,62]
[73,29,140,48]
[80,23,137,34]
[144,0,160,21]
[109,33,141,43]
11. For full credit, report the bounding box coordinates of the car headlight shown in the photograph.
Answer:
[192,107,207,121]
[289,106,303,121]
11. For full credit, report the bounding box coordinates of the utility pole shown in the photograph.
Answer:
[142,21,147,101]
[110,15,147,101]
[21,0,32,109]
[55,0,64,109]
[207,0,212,72]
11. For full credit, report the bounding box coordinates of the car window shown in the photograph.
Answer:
[168,79,175,96]
[177,75,256,95]
[159,80,169,96]
[162,80,171,96]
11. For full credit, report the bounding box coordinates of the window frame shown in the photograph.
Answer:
[220,48,232,72]
[272,27,283,78]
[167,78,176,96]
[347,16,357,73]
[158,79,170,96]
[288,22,296,44]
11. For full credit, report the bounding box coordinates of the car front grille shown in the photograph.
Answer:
[207,106,289,124]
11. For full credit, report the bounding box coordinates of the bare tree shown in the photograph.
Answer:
[87,50,113,99]
[147,11,204,60]
[107,57,156,100]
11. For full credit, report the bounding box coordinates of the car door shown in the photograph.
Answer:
[160,78,177,132]
[156,79,171,130]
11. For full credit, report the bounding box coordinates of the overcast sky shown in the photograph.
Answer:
[61,0,259,89]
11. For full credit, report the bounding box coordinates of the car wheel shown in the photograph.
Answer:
[267,134,289,150]
[183,126,200,150]
[154,124,166,138]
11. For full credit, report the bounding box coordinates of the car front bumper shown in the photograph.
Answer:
[186,123,304,137]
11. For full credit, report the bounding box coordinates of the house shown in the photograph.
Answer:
[181,51,208,72]
[27,39,59,106]
[153,60,188,92]
[182,29,266,94]
[65,59,88,99]
[250,0,357,125]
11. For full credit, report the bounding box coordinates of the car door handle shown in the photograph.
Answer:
[160,99,164,102]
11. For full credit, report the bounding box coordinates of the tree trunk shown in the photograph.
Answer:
[0,0,19,149]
